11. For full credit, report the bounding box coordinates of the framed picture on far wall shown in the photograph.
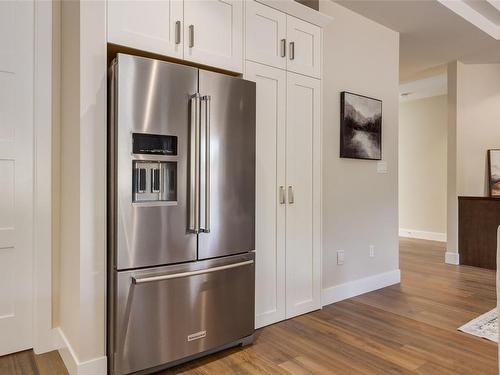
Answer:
[488,149,500,197]
[340,91,382,160]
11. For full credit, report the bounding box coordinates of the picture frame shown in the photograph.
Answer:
[340,91,382,160]
[487,149,500,197]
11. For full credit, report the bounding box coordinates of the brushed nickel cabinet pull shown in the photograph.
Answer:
[175,21,181,44]
[279,186,286,204]
[289,41,295,60]
[288,185,294,204]
[280,39,286,58]
[189,25,194,48]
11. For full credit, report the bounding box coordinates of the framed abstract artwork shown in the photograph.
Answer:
[340,91,382,160]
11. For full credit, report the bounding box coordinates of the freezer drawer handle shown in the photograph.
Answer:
[131,260,254,284]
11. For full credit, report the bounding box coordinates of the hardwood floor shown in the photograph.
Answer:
[1,238,497,374]
[163,238,498,374]
[0,350,67,375]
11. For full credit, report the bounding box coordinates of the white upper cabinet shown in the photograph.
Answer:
[107,0,184,59]
[286,15,321,78]
[184,0,243,72]
[245,1,322,78]
[245,0,287,69]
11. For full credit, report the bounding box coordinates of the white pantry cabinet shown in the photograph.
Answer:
[245,61,321,327]
[285,71,321,318]
[107,0,184,59]
[107,0,243,73]
[245,0,321,78]
[245,61,287,328]
[184,0,243,72]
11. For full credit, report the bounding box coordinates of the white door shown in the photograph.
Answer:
[0,0,34,355]
[285,72,321,318]
[245,0,287,69]
[107,0,184,59]
[184,0,243,72]
[245,62,286,328]
[286,16,321,79]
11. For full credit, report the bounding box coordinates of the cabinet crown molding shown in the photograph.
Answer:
[256,0,333,27]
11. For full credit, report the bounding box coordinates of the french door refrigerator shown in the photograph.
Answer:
[108,54,256,375]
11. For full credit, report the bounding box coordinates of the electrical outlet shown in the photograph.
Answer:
[377,161,388,174]
[337,250,345,265]
[369,245,375,258]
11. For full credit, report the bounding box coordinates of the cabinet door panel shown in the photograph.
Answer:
[107,0,183,59]
[245,0,286,69]
[245,62,286,328]
[287,16,321,78]
[285,72,321,318]
[184,0,243,73]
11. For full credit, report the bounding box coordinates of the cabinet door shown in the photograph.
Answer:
[286,16,321,78]
[245,62,286,328]
[285,72,321,318]
[245,0,287,69]
[107,0,183,59]
[184,0,243,73]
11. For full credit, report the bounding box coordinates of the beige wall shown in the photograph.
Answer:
[456,63,500,197]
[447,62,500,255]
[399,95,447,235]
[320,1,400,288]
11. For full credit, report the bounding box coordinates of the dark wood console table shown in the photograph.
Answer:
[458,196,500,270]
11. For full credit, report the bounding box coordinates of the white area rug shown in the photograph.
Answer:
[458,309,498,343]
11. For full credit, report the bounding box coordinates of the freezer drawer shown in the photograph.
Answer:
[111,253,255,375]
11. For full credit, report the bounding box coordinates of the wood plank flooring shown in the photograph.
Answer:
[0,350,67,375]
[1,238,497,374]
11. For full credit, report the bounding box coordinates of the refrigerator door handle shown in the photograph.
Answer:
[201,95,211,233]
[189,93,201,233]
[132,260,254,284]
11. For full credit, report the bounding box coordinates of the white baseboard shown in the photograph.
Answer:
[321,269,401,306]
[445,251,460,265]
[399,228,446,242]
[54,328,107,375]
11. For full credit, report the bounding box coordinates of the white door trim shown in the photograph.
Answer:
[33,0,56,354]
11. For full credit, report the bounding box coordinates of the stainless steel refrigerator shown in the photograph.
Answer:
[107,54,256,375]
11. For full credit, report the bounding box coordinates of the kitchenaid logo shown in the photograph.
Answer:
[187,330,207,342]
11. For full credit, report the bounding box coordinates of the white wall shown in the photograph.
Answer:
[58,0,107,372]
[446,62,500,260]
[399,95,447,237]
[59,0,81,354]
[320,1,400,302]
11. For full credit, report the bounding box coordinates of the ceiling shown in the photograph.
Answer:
[335,0,500,82]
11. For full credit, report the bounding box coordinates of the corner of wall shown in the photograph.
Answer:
[55,328,107,375]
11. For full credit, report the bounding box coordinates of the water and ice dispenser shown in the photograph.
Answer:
[132,133,177,203]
